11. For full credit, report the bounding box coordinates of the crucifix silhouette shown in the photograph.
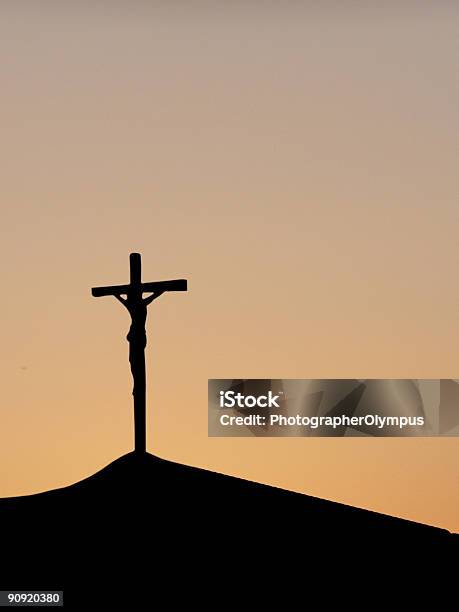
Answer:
[92,253,187,454]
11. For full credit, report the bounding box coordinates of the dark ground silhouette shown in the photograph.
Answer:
[0,452,456,607]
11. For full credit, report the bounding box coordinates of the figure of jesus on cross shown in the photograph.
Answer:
[92,253,187,454]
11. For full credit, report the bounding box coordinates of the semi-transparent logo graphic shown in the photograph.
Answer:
[208,379,459,437]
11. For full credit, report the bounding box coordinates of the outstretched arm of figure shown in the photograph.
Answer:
[143,291,164,305]
[114,294,128,306]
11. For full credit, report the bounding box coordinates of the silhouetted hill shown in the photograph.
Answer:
[0,453,456,607]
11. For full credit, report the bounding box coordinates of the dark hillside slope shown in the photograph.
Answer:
[0,453,456,606]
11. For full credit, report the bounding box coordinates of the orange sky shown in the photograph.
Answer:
[0,2,458,532]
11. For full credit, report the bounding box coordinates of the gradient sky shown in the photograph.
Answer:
[1,2,458,532]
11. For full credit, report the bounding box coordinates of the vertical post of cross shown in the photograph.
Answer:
[129,253,147,454]
[130,252,141,287]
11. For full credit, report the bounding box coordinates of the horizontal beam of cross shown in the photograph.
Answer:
[91,279,187,297]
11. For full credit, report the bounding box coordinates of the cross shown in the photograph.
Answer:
[91,253,187,454]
